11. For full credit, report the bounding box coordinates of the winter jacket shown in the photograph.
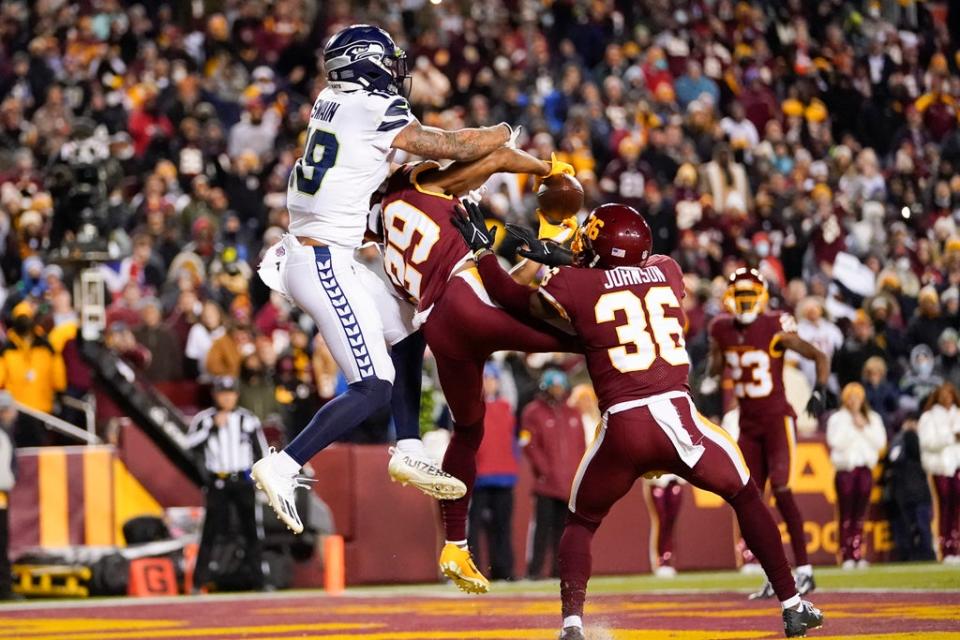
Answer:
[917,404,960,476]
[0,330,66,413]
[521,396,587,500]
[883,429,931,506]
[826,408,887,471]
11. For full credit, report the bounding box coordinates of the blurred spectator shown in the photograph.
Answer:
[104,322,150,371]
[826,383,887,569]
[133,298,183,383]
[0,390,15,599]
[861,357,901,432]
[468,363,517,582]
[917,383,960,564]
[900,344,944,412]
[834,311,887,387]
[644,474,684,577]
[186,301,226,379]
[793,298,843,390]
[238,353,282,425]
[569,383,600,446]
[206,322,254,379]
[883,419,935,562]
[907,287,948,351]
[937,329,960,389]
[520,369,585,579]
[0,301,65,446]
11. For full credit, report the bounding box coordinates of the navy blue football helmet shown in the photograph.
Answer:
[323,24,410,97]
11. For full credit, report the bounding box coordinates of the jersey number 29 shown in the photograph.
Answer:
[291,128,339,195]
[382,200,440,301]
[595,287,688,373]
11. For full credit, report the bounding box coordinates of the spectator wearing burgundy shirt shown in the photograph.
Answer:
[467,363,518,582]
[521,369,585,579]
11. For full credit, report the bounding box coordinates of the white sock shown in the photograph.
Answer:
[275,450,303,476]
[795,564,813,577]
[781,594,801,611]
[446,539,468,550]
[396,438,425,456]
[563,615,583,629]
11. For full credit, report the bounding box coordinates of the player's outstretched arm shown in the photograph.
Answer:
[392,120,512,162]
[451,201,567,327]
[778,332,830,416]
[416,147,550,197]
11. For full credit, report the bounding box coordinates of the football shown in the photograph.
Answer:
[536,173,584,223]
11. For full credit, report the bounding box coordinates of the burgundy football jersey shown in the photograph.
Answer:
[540,254,690,413]
[380,164,472,311]
[709,311,798,428]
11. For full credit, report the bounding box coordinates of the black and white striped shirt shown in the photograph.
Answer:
[184,407,268,475]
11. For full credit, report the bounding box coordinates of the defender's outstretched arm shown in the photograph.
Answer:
[392,120,511,162]
[415,147,550,197]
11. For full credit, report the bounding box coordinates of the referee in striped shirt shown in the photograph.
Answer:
[186,376,268,591]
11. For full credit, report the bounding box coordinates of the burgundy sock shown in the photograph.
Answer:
[774,487,809,566]
[559,514,600,619]
[440,420,484,541]
[728,482,797,601]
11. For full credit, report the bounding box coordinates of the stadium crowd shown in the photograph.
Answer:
[1,0,960,573]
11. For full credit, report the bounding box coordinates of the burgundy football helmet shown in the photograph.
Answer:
[723,267,769,324]
[573,203,652,269]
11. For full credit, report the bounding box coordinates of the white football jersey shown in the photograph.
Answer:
[287,87,414,247]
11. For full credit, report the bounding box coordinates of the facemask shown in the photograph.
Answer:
[756,243,770,258]
[916,359,933,378]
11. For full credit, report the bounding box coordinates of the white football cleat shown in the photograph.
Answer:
[841,559,856,571]
[252,448,310,534]
[388,447,466,500]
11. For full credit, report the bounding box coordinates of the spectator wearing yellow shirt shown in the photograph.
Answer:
[0,301,66,446]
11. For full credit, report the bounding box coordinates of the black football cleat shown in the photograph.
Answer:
[795,572,816,595]
[783,600,823,637]
[559,626,586,640]
[748,579,776,600]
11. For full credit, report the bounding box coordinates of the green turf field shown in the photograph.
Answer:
[352,562,960,597]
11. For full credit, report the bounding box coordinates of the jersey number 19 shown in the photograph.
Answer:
[291,128,340,195]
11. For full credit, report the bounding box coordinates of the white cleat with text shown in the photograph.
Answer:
[388,447,466,500]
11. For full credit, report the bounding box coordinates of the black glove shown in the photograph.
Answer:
[805,384,827,418]
[505,224,574,267]
[452,200,495,253]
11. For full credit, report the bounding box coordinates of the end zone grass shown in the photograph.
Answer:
[353,561,960,597]
[0,563,955,639]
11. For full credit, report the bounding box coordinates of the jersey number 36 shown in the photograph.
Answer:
[595,287,688,373]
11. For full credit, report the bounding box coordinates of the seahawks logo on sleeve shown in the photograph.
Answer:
[377,97,411,132]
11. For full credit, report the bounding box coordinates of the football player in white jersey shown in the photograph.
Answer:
[253,24,514,533]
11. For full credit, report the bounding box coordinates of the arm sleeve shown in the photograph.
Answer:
[538,267,575,321]
[370,96,415,153]
[182,413,210,450]
[476,252,538,316]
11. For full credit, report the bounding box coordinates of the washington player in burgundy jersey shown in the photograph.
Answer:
[378,147,585,594]
[707,268,829,600]
[454,202,823,639]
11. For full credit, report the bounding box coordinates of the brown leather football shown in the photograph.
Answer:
[536,173,584,223]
